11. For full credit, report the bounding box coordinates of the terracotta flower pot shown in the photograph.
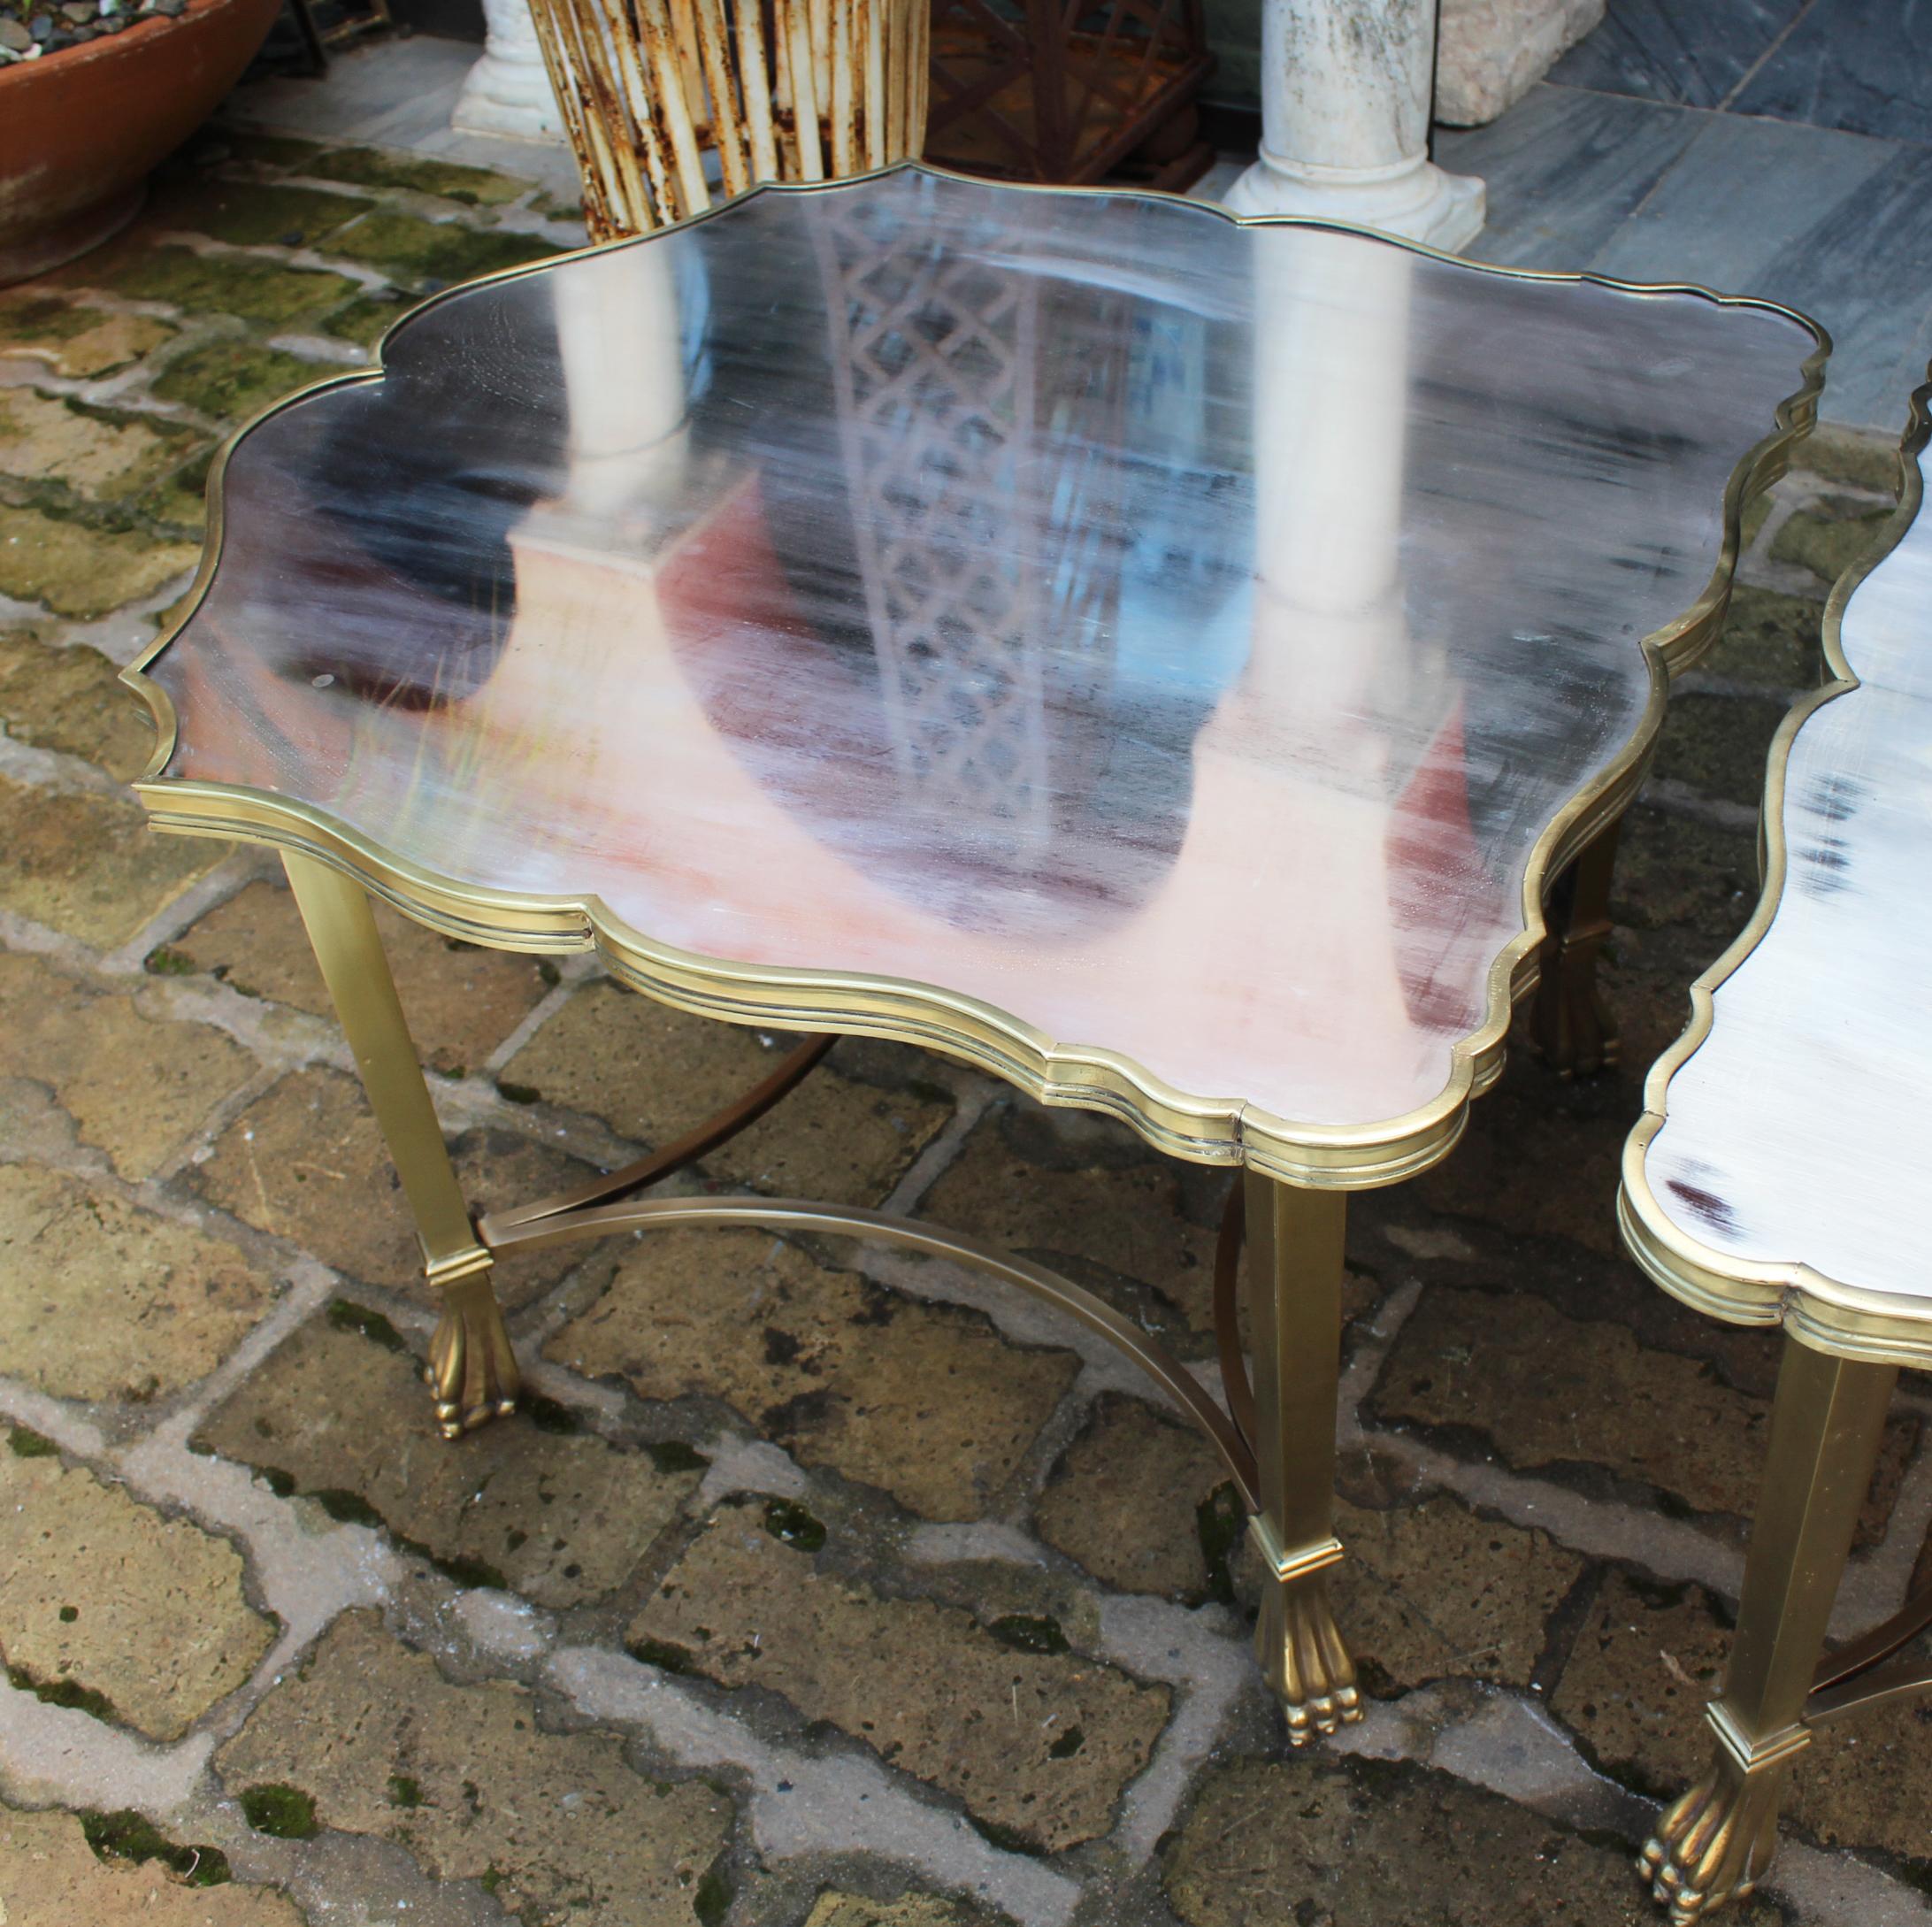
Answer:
[0,0,281,286]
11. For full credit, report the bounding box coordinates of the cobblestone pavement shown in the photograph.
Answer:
[2,131,1929,1927]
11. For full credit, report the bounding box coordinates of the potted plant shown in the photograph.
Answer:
[0,0,280,285]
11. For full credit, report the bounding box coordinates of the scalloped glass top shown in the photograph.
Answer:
[150,167,1817,1138]
[1644,443,1931,1304]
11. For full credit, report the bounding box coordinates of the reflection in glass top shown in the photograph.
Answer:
[150,167,1819,1134]
[1644,441,1932,1306]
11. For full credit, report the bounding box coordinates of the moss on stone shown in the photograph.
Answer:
[521,1392,583,1434]
[763,1498,826,1552]
[1769,498,1897,587]
[985,1614,1070,1657]
[0,503,199,620]
[238,1781,319,1839]
[215,131,333,171]
[694,1859,732,1926]
[628,1635,700,1676]
[6,1661,118,1723]
[152,177,375,249]
[142,943,198,976]
[320,287,416,349]
[327,209,565,289]
[310,146,528,207]
[7,1425,58,1457]
[312,1487,387,1532]
[92,245,357,326]
[80,1808,232,1885]
[387,1772,425,1808]
[1194,1481,1245,1607]
[646,1439,709,1474]
[326,1297,410,1355]
[150,341,328,425]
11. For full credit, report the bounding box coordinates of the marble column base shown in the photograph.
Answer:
[453,0,566,143]
[1223,150,1485,253]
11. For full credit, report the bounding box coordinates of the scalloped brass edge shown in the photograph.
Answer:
[120,160,1830,1187]
[1620,377,1932,1361]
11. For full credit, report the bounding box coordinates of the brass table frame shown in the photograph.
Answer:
[122,165,1828,1745]
[1620,388,1932,1922]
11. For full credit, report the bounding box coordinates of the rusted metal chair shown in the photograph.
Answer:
[525,0,929,239]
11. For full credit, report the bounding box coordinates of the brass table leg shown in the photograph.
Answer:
[1531,813,1624,1077]
[284,853,519,1439]
[1643,1339,1897,1921]
[1243,1170,1360,1743]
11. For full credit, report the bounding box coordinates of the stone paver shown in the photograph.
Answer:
[0,953,256,1179]
[1032,1393,1231,1602]
[196,1067,597,1307]
[502,981,954,1204]
[195,1310,701,1604]
[1768,495,1897,587]
[0,1163,274,1402]
[0,1802,302,1926]
[1334,1492,1584,1694]
[922,1111,1222,1346]
[216,1610,732,1926]
[0,295,176,380]
[631,1500,1169,1850]
[0,777,222,945]
[805,1892,994,1927]
[548,1227,1077,1520]
[1160,1753,1783,1926]
[1552,1569,1932,1877]
[1373,1285,1915,1534]
[0,629,157,783]
[165,876,556,1076]
[0,506,200,623]
[0,388,201,503]
[1,1435,276,1740]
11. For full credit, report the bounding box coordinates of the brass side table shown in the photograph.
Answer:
[126,163,1821,1744]
[1622,382,1932,1920]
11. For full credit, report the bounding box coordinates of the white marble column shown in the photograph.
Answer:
[452,0,565,142]
[1224,0,1484,252]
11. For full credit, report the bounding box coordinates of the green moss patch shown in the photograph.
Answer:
[6,1661,118,1723]
[321,287,416,350]
[326,1297,410,1355]
[81,1808,232,1885]
[150,342,329,426]
[152,176,374,250]
[327,210,564,289]
[1195,1481,1246,1607]
[238,1781,319,1839]
[762,1498,826,1552]
[6,1425,59,1457]
[985,1614,1069,1656]
[694,1859,732,1926]
[311,146,529,207]
[92,245,357,327]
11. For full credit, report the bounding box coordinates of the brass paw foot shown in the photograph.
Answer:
[1258,1571,1361,1746]
[1639,1753,1786,1923]
[1530,962,1620,1079]
[426,1273,521,1439]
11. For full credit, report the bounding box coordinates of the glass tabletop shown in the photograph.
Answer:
[1637,433,1932,1323]
[140,165,1821,1157]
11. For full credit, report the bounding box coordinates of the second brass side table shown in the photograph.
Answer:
[126,163,1822,1740]
[1622,383,1932,1921]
